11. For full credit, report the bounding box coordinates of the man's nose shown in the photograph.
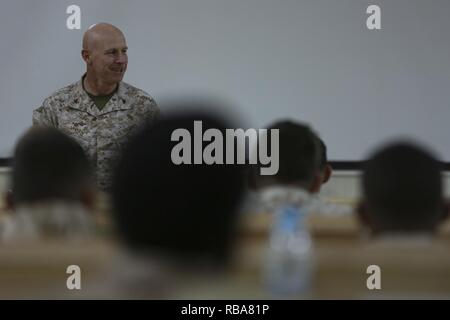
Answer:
[115,53,127,64]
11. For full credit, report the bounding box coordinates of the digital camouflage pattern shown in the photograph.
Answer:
[33,77,160,191]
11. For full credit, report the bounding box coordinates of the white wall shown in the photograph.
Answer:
[2,0,450,161]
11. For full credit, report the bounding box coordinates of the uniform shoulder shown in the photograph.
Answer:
[41,81,79,107]
[120,81,156,102]
[120,82,160,121]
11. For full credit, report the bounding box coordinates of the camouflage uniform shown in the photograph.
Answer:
[33,76,160,191]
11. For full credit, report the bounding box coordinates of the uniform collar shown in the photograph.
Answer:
[70,74,132,116]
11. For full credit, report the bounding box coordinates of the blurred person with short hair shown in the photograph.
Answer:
[357,141,448,238]
[245,121,352,215]
[312,142,450,299]
[1,127,96,242]
[105,106,247,298]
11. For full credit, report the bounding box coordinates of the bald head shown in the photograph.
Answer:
[82,23,125,51]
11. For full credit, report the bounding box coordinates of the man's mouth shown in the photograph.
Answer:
[111,67,125,73]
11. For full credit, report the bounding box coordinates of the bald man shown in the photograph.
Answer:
[33,23,160,191]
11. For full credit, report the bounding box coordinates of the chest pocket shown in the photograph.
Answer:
[97,110,142,151]
[58,110,96,157]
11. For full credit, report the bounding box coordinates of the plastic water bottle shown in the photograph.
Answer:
[263,205,314,297]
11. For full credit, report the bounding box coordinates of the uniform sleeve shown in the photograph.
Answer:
[32,99,58,127]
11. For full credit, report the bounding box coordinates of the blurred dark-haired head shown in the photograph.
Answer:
[359,141,447,235]
[112,108,245,266]
[249,119,322,193]
[12,127,94,206]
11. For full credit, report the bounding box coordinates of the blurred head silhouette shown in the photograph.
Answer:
[358,141,448,235]
[250,120,322,193]
[112,105,245,266]
[10,127,94,208]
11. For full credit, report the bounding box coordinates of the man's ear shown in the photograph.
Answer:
[81,50,91,64]
[322,164,333,184]
[4,189,14,211]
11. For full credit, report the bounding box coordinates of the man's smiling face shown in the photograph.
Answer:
[89,32,128,85]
